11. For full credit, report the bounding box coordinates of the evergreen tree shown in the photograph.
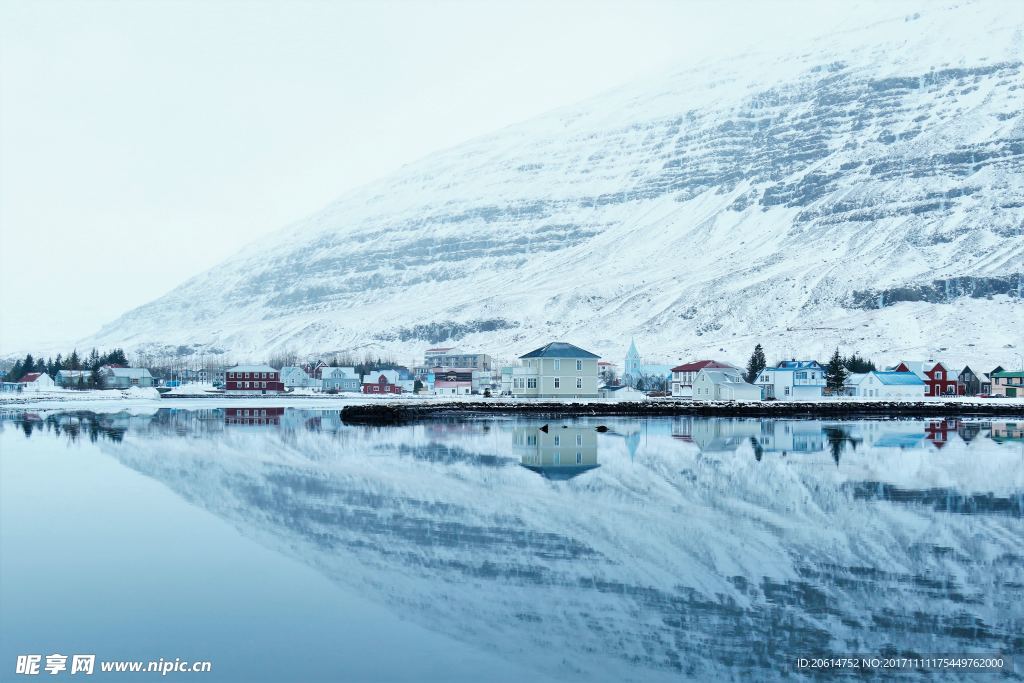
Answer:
[826,348,848,393]
[68,349,81,370]
[54,354,63,373]
[21,354,34,378]
[745,344,767,383]
[6,360,24,382]
[843,353,876,374]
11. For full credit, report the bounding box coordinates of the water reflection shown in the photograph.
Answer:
[2,409,1023,681]
[514,425,599,479]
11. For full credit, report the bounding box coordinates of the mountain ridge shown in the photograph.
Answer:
[87,1,1024,367]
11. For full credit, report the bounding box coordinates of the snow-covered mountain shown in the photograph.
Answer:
[89,1,1024,366]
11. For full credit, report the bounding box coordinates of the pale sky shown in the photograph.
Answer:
[0,0,910,354]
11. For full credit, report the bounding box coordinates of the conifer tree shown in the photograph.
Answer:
[826,348,848,393]
[745,344,766,383]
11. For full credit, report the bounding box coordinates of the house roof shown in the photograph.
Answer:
[520,342,600,359]
[104,367,154,378]
[19,372,45,383]
[671,360,732,373]
[892,360,949,379]
[776,360,822,370]
[873,371,925,386]
[993,371,1024,378]
[56,369,92,377]
[698,369,748,384]
[227,364,277,373]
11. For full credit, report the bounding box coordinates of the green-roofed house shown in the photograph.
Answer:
[511,342,600,399]
[991,370,1024,398]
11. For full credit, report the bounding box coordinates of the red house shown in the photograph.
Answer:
[891,361,961,397]
[224,364,285,395]
[670,360,735,397]
[362,370,403,394]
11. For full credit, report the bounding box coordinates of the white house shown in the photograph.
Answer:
[756,360,825,400]
[846,371,925,399]
[598,385,647,401]
[670,360,736,397]
[18,372,55,392]
[281,366,318,390]
[691,368,761,401]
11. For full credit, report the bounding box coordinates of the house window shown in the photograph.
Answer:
[554,436,560,446]
[936,371,943,379]
[576,434,582,446]
[554,359,561,371]
[576,452,582,464]
[576,360,582,371]
[576,378,583,389]
[527,378,537,389]
[554,378,560,389]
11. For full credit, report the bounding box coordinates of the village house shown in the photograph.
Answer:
[981,366,1005,394]
[691,368,761,401]
[845,371,925,399]
[598,384,647,401]
[958,366,982,396]
[223,365,284,395]
[18,372,55,392]
[511,342,600,399]
[432,368,474,395]
[755,360,825,400]
[670,360,734,397]
[423,347,493,371]
[97,366,155,389]
[55,369,92,388]
[281,366,318,390]
[888,360,961,396]
[990,370,1024,397]
[321,366,361,392]
[362,369,403,394]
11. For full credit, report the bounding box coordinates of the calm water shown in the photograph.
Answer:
[1,408,1022,681]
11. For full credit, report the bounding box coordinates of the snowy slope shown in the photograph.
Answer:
[88,1,1024,366]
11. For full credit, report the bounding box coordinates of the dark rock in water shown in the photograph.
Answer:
[540,424,549,433]
[595,425,610,432]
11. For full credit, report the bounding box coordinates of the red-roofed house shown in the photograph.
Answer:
[19,372,55,392]
[670,360,735,398]
[889,360,961,397]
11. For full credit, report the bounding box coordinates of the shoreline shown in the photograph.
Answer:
[339,400,1024,423]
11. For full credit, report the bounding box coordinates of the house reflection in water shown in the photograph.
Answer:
[671,417,760,454]
[990,422,1023,444]
[224,407,285,426]
[514,425,599,479]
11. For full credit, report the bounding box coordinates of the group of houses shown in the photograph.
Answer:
[1,365,156,393]
[5,339,1022,402]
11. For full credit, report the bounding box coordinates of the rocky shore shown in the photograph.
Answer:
[339,399,1024,424]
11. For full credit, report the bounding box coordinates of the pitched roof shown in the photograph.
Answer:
[993,370,1024,378]
[698,368,748,384]
[671,360,732,373]
[104,367,154,378]
[776,360,822,370]
[873,371,925,386]
[19,372,45,383]
[227,364,277,373]
[520,342,600,359]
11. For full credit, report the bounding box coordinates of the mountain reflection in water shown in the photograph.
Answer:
[2,408,1022,681]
